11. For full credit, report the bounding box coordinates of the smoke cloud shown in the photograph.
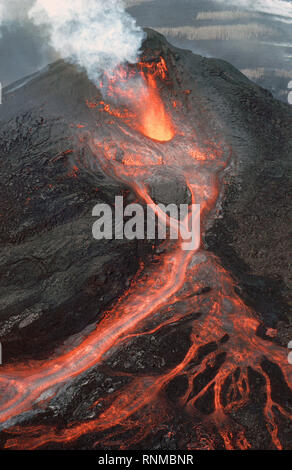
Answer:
[0,0,145,83]
[0,1,34,26]
[28,0,144,82]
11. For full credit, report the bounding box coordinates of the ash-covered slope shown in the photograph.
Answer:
[0,61,157,360]
[126,0,292,103]
[143,29,292,335]
[0,29,291,449]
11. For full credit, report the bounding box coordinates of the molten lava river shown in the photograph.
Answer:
[0,59,291,450]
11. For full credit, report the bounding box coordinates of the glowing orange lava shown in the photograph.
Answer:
[0,56,291,451]
[136,74,175,142]
[88,58,175,142]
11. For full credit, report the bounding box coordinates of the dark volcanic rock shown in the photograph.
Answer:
[142,28,292,331]
[0,28,291,450]
[0,62,156,361]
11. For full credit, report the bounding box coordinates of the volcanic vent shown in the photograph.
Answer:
[0,29,291,450]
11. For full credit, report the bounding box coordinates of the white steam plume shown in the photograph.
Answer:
[21,0,144,83]
[0,1,34,26]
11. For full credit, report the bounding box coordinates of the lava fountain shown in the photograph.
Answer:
[136,74,175,142]
[96,58,175,142]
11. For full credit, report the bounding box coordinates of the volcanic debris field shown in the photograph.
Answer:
[0,29,291,450]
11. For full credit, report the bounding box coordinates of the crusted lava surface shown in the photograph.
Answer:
[0,29,291,450]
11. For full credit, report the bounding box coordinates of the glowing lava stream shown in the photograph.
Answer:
[0,248,193,423]
[0,61,291,450]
